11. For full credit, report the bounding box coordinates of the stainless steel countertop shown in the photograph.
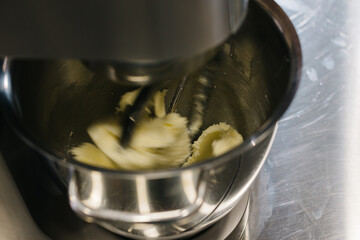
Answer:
[249,0,360,239]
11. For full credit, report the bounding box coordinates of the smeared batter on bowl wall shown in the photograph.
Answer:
[71,89,243,170]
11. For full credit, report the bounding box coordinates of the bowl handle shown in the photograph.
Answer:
[68,168,207,223]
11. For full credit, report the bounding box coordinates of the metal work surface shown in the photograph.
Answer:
[249,0,360,239]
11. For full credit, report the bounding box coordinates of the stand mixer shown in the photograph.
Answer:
[0,0,302,239]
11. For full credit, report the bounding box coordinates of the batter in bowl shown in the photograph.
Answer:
[71,89,243,170]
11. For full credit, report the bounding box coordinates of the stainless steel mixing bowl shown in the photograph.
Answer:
[0,0,301,239]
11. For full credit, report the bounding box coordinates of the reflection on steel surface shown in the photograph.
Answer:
[249,0,360,239]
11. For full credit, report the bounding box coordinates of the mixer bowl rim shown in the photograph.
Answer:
[0,0,301,177]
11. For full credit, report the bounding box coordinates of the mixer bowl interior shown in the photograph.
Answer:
[6,0,295,167]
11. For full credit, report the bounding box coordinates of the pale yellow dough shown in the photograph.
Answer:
[86,113,191,170]
[71,143,117,169]
[116,89,140,113]
[117,89,167,118]
[184,123,243,166]
[71,88,243,170]
[73,89,191,170]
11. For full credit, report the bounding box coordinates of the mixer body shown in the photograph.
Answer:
[0,0,248,84]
